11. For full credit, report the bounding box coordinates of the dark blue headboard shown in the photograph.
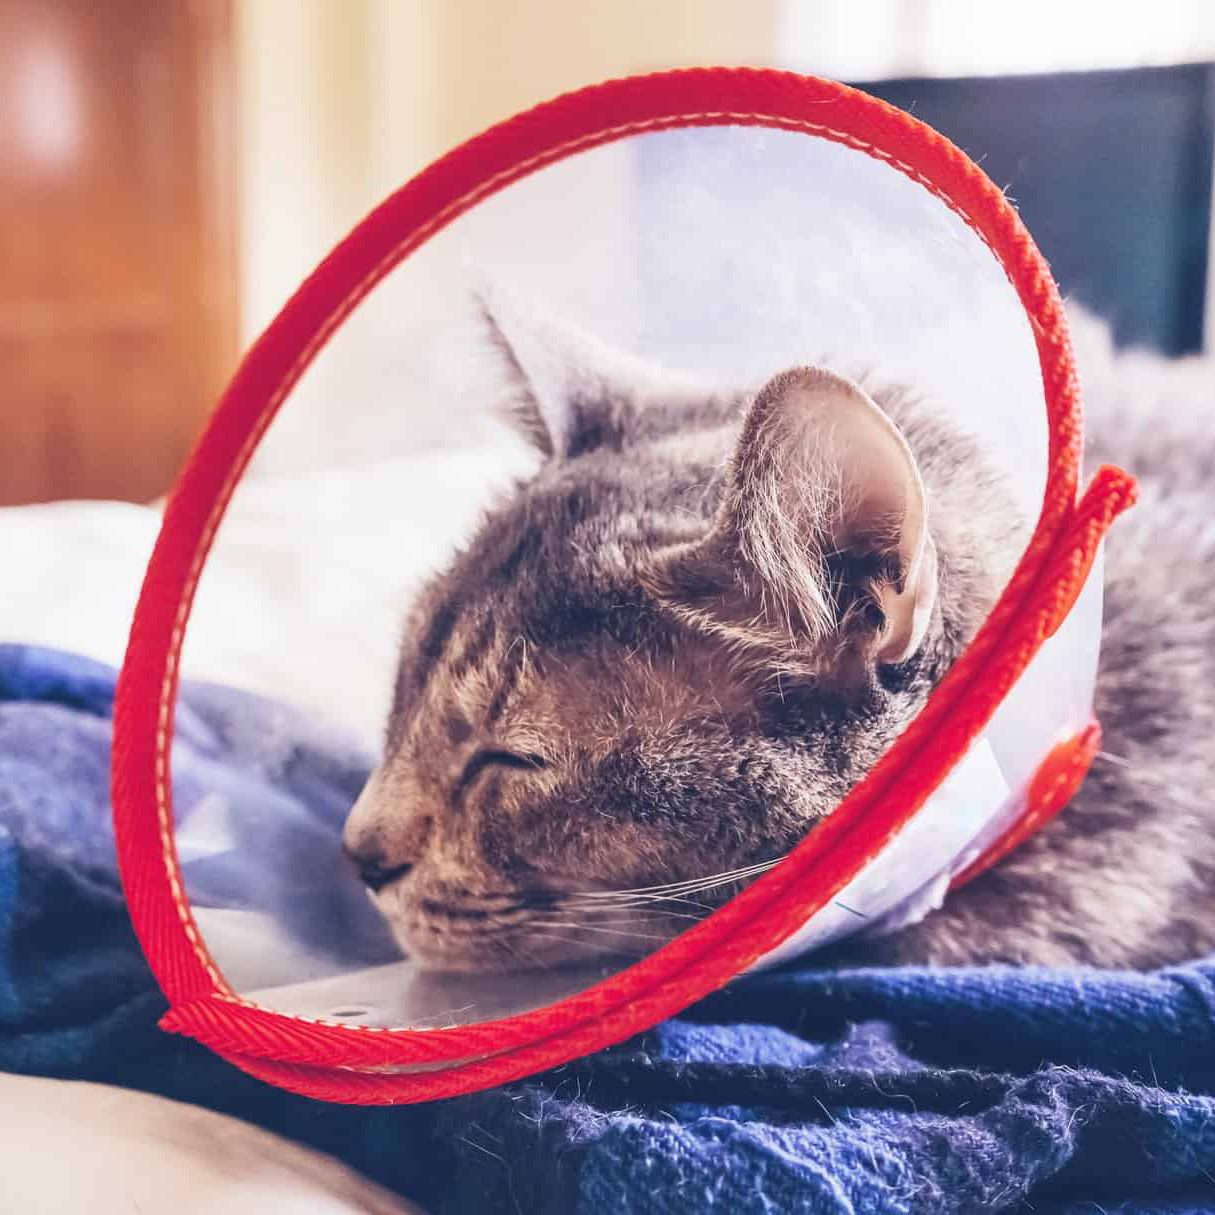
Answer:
[857,63,1215,353]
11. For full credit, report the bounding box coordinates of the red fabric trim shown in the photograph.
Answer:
[950,721,1102,892]
[112,67,1137,1102]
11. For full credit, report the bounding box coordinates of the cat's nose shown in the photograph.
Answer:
[343,840,413,893]
[344,768,434,890]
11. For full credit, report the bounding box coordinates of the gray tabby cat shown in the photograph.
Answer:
[343,289,1215,973]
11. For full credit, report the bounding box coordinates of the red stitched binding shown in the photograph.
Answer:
[112,67,1136,1103]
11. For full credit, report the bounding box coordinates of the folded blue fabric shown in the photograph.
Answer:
[2,642,1213,1214]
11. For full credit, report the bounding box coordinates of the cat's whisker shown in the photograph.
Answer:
[561,857,784,903]
[565,880,745,908]
[558,881,765,912]
[560,868,765,900]
[558,893,719,914]
[585,907,705,922]
[529,921,669,944]
[534,907,704,924]
[564,869,781,908]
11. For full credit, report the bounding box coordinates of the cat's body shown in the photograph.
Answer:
[343,292,1215,972]
[849,320,1215,968]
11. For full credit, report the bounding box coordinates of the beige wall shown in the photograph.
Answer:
[236,2,1215,354]
[235,1,372,342]
[235,0,780,343]
[393,2,780,166]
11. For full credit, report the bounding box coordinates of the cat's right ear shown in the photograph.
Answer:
[646,366,938,681]
[476,283,667,460]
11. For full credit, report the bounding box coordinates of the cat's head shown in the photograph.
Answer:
[343,288,1018,972]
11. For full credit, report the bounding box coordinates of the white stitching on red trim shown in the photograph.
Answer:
[153,109,1020,1032]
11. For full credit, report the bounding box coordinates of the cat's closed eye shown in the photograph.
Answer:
[453,750,548,802]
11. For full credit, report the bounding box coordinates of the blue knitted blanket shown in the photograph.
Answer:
[2,643,1213,1214]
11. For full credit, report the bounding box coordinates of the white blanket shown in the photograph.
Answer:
[0,439,535,747]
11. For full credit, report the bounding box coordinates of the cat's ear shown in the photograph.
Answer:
[648,367,937,674]
[476,283,667,460]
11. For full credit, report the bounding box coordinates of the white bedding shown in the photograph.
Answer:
[0,438,536,747]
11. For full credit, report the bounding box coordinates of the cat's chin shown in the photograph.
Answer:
[394,924,642,976]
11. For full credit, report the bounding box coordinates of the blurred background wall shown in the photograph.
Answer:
[3,0,1214,504]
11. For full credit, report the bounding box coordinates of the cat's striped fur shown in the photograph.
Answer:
[344,292,1215,972]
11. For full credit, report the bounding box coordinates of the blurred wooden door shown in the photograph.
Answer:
[0,0,237,505]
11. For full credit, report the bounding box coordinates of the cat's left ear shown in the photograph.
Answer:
[477,283,670,460]
[647,366,938,674]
